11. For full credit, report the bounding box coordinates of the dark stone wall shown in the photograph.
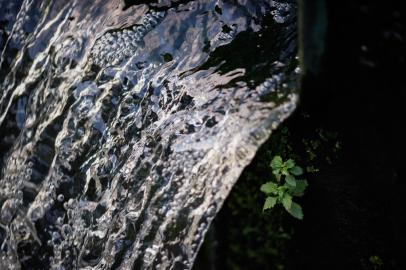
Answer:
[293,1,406,269]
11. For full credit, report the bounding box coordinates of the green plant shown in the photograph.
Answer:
[260,156,308,219]
[368,255,384,269]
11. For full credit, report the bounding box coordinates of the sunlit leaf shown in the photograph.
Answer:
[281,168,290,176]
[260,182,278,194]
[263,196,277,210]
[282,193,292,210]
[270,156,283,169]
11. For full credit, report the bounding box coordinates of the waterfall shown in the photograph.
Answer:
[0,0,298,269]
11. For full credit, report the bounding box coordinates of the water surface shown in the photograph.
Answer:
[0,0,298,269]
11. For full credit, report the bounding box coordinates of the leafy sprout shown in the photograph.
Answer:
[260,156,308,219]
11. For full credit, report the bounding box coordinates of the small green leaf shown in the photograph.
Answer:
[263,196,277,210]
[282,193,292,211]
[270,156,283,169]
[291,180,308,196]
[260,182,278,194]
[285,175,296,187]
[285,159,295,169]
[277,189,285,199]
[281,168,290,176]
[290,166,304,176]
[286,202,303,219]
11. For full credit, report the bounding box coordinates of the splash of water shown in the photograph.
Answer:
[0,0,298,269]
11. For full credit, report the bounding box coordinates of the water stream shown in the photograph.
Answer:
[0,0,298,269]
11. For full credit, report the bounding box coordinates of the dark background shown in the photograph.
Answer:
[294,1,406,269]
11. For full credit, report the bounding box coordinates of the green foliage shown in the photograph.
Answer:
[368,255,384,270]
[261,156,308,219]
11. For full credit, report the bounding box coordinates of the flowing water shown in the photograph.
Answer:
[0,0,298,269]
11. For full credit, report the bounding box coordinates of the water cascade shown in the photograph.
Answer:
[0,0,298,269]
